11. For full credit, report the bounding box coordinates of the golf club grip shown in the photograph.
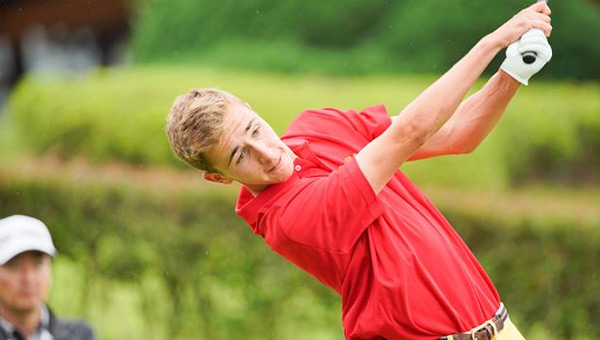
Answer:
[522,51,537,64]
[521,0,548,64]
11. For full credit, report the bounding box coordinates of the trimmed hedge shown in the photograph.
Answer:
[131,0,600,80]
[0,167,343,340]
[4,68,600,189]
[0,163,598,339]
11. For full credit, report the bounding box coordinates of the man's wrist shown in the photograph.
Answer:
[497,68,523,87]
[479,33,505,54]
[500,59,530,86]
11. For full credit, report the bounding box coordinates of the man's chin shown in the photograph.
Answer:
[274,170,294,184]
[8,301,42,314]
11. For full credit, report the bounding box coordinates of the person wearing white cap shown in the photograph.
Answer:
[0,215,95,340]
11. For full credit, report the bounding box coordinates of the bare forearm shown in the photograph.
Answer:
[357,37,502,193]
[356,2,552,194]
[410,70,521,160]
[447,70,520,152]
[394,37,502,143]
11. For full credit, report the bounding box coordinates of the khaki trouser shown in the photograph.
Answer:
[495,318,526,340]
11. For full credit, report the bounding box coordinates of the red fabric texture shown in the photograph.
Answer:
[236,105,500,340]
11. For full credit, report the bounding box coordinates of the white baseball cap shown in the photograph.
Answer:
[0,215,57,265]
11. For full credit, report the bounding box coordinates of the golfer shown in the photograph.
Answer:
[166,3,552,339]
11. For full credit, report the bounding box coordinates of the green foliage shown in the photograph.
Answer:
[446,208,600,338]
[131,0,600,80]
[0,175,342,339]
[4,68,600,189]
[0,166,598,339]
[4,71,177,166]
[2,67,598,338]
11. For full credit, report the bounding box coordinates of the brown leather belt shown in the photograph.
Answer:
[438,304,509,340]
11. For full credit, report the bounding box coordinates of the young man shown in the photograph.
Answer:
[0,215,96,340]
[166,3,552,339]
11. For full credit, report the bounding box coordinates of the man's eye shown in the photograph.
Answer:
[238,150,246,163]
[252,127,260,136]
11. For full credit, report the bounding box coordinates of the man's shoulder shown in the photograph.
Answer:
[284,107,348,135]
[283,104,390,142]
[291,105,388,123]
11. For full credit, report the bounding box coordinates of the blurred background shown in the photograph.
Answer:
[0,0,599,339]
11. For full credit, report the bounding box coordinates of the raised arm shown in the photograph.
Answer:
[355,2,552,194]
[407,70,520,161]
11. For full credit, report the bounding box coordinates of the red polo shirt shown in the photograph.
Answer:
[236,105,500,340]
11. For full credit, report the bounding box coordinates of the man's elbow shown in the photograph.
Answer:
[451,141,479,155]
[390,118,430,151]
[405,125,431,152]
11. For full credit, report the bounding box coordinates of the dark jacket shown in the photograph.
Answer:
[48,307,96,340]
[0,306,95,340]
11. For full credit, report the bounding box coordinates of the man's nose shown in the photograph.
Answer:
[250,142,274,164]
[19,262,37,283]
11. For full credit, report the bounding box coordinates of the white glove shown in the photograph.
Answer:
[500,28,552,86]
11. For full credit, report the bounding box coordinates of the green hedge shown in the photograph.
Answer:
[0,164,598,339]
[0,169,343,340]
[4,68,600,189]
[131,0,600,80]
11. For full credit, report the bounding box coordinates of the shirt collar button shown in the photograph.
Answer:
[294,165,302,171]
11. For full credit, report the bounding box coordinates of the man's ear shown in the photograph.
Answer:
[203,172,233,184]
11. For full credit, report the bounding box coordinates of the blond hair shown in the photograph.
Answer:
[166,88,243,173]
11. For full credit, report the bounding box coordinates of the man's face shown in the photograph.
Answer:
[204,103,295,193]
[0,251,52,314]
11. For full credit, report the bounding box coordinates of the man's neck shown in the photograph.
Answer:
[0,304,42,338]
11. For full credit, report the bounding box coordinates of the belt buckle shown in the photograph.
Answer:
[470,324,493,340]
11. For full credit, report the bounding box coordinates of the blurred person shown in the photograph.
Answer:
[0,215,96,340]
[166,3,552,340]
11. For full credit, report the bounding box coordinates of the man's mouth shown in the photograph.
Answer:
[268,156,282,173]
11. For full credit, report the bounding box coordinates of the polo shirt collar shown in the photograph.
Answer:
[0,316,13,337]
[235,161,299,235]
[235,140,319,235]
[0,304,51,339]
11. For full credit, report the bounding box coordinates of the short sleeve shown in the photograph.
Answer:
[336,104,392,141]
[261,158,382,253]
[283,104,392,144]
